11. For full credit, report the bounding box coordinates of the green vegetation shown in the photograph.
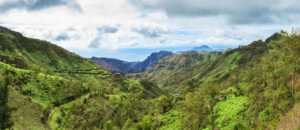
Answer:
[141,31,300,129]
[1,26,300,130]
[0,26,169,130]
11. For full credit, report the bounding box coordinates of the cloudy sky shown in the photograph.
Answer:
[0,0,299,61]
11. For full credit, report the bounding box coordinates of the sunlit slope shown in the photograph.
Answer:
[140,31,300,129]
[0,26,167,130]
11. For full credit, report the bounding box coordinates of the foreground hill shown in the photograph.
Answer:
[0,27,97,72]
[138,31,300,129]
[0,26,167,130]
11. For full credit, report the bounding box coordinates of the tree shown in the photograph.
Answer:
[182,85,220,130]
[0,73,12,129]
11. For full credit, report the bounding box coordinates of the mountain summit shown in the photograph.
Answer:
[191,45,213,52]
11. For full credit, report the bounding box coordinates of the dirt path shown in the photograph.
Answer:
[276,103,300,130]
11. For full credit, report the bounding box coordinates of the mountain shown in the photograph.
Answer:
[191,45,213,52]
[91,50,173,73]
[136,31,300,129]
[0,26,97,72]
[135,51,174,72]
[1,26,300,130]
[141,51,221,91]
[0,26,167,130]
[91,57,135,73]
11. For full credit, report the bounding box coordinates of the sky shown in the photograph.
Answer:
[0,0,299,61]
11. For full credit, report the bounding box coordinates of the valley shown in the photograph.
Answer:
[0,26,300,130]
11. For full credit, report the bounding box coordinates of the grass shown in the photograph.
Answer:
[8,88,49,130]
[214,96,249,130]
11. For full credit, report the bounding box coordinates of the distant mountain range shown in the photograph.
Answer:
[91,45,220,74]
[91,51,173,73]
[1,26,300,130]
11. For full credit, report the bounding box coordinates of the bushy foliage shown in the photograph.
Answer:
[1,27,300,130]
[0,73,12,129]
[0,27,169,129]
[177,32,300,130]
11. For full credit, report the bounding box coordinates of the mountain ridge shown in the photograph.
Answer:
[1,26,300,130]
[135,31,300,129]
[0,26,167,130]
[91,50,173,73]
[91,45,222,74]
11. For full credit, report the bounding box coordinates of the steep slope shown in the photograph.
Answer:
[2,25,300,130]
[135,51,174,72]
[141,38,268,93]
[141,51,220,92]
[91,51,173,73]
[0,27,97,72]
[0,26,168,130]
[91,57,135,73]
[138,31,300,129]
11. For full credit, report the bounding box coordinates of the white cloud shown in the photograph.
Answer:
[0,0,298,60]
[130,0,300,24]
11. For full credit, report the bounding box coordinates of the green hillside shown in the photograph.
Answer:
[140,51,220,93]
[1,26,300,130]
[139,31,300,129]
[141,37,268,94]
[0,26,168,130]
